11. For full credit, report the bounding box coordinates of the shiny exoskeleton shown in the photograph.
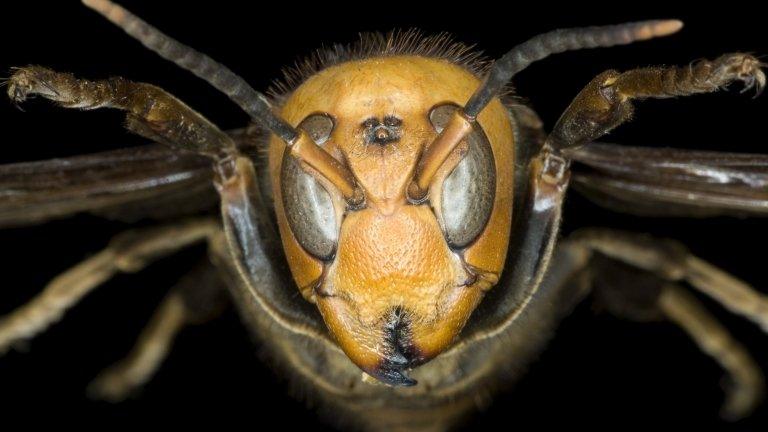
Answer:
[2,1,768,430]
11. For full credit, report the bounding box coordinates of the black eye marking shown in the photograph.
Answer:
[362,116,402,146]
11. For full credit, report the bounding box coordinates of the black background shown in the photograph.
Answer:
[1,1,767,430]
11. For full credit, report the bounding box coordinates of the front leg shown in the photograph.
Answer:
[88,260,227,402]
[571,229,768,332]
[6,65,330,341]
[548,53,765,150]
[7,66,236,158]
[0,219,219,353]
[581,235,767,419]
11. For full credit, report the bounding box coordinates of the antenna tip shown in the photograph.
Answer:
[81,0,103,9]
[652,19,684,37]
[81,0,115,14]
[632,19,684,41]
[81,0,124,24]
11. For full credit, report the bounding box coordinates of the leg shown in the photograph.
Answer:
[549,53,765,150]
[572,228,768,331]
[537,55,766,217]
[7,66,236,158]
[430,233,763,428]
[88,261,226,401]
[0,218,218,353]
[570,229,767,418]
[660,286,764,419]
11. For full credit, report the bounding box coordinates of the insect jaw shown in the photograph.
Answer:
[315,271,487,387]
[316,297,426,387]
[370,307,421,387]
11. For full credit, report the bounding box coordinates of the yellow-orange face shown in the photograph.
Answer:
[268,55,514,385]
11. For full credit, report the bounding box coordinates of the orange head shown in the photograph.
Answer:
[269,52,514,385]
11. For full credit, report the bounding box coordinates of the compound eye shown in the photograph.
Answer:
[280,113,338,260]
[429,104,496,249]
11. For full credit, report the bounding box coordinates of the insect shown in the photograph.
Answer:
[2,0,767,430]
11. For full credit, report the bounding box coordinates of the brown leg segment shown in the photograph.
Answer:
[6,66,236,159]
[659,285,764,420]
[88,290,189,401]
[89,261,226,401]
[0,219,218,354]
[572,229,768,332]
[568,229,767,418]
[549,53,765,150]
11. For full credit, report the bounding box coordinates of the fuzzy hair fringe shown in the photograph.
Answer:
[268,29,494,101]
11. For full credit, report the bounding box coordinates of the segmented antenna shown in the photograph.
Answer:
[407,19,683,201]
[463,20,683,117]
[81,0,363,203]
[81,0,298,143]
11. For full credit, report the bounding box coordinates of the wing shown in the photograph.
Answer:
[569,143,768,217]
[0,130,265,227]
